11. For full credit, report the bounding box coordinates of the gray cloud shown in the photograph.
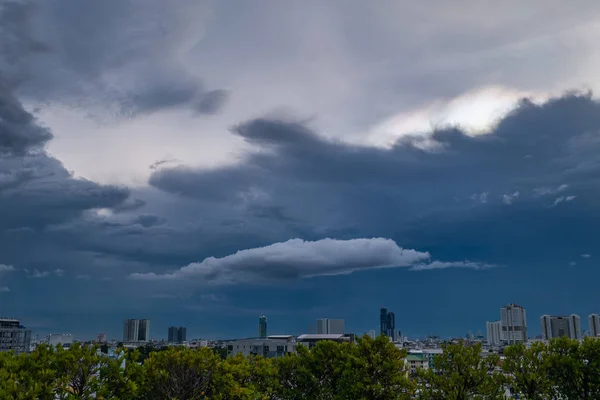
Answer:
[0,81,52,154]
[0,264,16,273]
[0,286,9,292]
[1,0,227,118]
[410,261,496,271]
[26,268,64,279]
[131,237,433,283]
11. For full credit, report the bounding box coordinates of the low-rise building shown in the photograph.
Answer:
[406,353,429,375]
[47,333,73,348]
[296,334,352,349]
[227,335,296,358]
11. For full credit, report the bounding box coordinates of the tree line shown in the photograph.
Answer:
[1,335,599,399]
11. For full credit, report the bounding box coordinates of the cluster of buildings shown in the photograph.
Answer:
[486,304,600,346]
[4,303,600,356]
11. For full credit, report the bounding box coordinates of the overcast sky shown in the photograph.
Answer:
[2,0,600,340]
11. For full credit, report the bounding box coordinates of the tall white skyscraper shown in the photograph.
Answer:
[486,321,502,346]
[123,319,150,342]
[589,314,600,337]
[368,329,376,339]
[316,318,345,334]
[540,314,581,340]
[500,304,527,344]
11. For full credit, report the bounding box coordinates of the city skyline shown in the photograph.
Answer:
[1,1,600,339]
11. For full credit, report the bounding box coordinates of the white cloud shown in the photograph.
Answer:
[0,287,9,293]
[533,184,568,196]
[27,268,65,279]
[131,237,492,284]
[552,195,577,206]
[502,191,520,205]
[581,254,592,258]
[410,260,495,271]
[570,261,577,266]
[470,191,489,204]
[0,264,16,273]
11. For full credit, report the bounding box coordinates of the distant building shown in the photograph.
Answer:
[316,318,345,334]
[259,314,268,338]
[368,329,376,339]
[168,326,187,344]
[406,353,429,375]
[380,308,396,341]
[540,314,581,340]
[123,319,150,342]
[96,333,107,343]
[47,334,73,348]
[138,319,150,341]
[500,304,527,344]
[589,314,600,337]
[297,334,352,349]
[0,318,31,354]
[227,335,296,358]
[486,321,502,346]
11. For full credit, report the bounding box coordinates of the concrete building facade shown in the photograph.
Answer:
[540,314,581,340]
[123,319,150,342]
[0,318,31,354]
[486,320,502,346]
[316,318,345,334]
[500,304,527,344]
[589,314,600,337]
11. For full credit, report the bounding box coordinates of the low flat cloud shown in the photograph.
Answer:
[0,286,9,292]
[131,237,489,284]
[0,264,16,273]
[26,268,65,279]
[410,260,496,271]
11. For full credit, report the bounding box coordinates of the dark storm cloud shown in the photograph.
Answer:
[0,84,132,274]
[0,0,227,117]
[149,93,600,262]
[0,81,52,154]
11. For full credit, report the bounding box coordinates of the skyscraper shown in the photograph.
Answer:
[168,326,187,343]
[138,319,150,342]
[259,314,267,338]
[380,308,396,341]
[589,314,600,337]
[486,321,502,346]
[380,308,388,337]
[540,314,581,340]
[168,326,177,343]
[500,304,527,344]
[123,319,150,342]
[316,318,345,334]
[123,319,139,342]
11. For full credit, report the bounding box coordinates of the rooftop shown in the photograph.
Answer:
[297,334,346,340]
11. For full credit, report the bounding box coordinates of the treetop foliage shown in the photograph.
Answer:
[1,335,599,399]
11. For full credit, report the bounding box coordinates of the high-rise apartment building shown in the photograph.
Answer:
[368,329,376,339]
[540,314,581,340]
[259,314,268,338]
[168,326,187,343]
[380,308,396,341]
[0,318,31,354]
[47,334,73,348]
[500,304,527,344]
[589,314,600,337]
[123,319,150,342]
[486,321,502,346]
[316,318,345,334]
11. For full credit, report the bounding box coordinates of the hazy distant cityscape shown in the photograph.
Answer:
[3,303,600,360]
